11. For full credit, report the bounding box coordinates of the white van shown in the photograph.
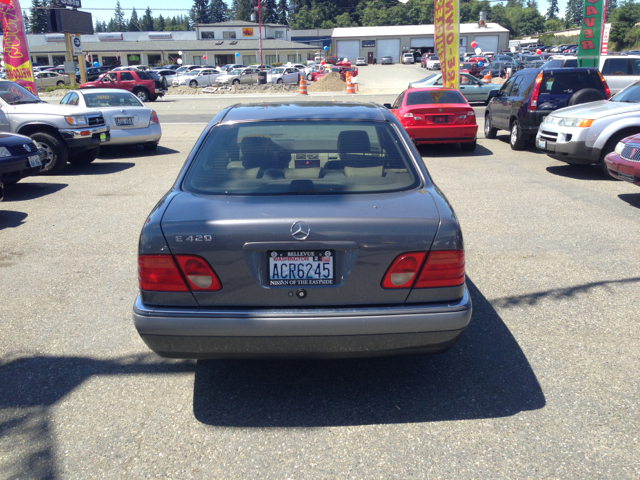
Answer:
[600,55,640,94]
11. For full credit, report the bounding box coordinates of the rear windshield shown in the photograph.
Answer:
[540,70,603,94]
[406,90,466,105]
[182,121,420,195]
[136,71,151,80]
[84,92,143,107]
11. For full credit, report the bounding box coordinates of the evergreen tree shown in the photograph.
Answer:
[22,10,30,34]
[154,14,166,31]
[564,0,583,27]
[231,0,253,21]
[209,0,229,23]
[114,1,127,31]
[191,0,211,24]
[546,0,558,19]
[261,0,278,23]
[526,0,538,10]
[276,0,289,25]
[606,0,617,21]
[30,0,48,34]
[141,7,154,31]
[128,7,140,31]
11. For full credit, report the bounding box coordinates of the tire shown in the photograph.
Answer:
[189,80,198,88]
[56,81,65,87]
[484,113,498,139]
[143,142,158,151]
[31,131,68,175]
[510,120,526,150]
[134,88,149,102]
[68,147,99,165]
[460,140,477,152]
[161,77,169,90]
[567,88,606,106]
[307,74,312,80]
[232,79,240,85]
[277,78,283,84]
[149,95,157,102]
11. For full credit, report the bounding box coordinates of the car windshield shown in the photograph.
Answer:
[610,82,640,103]
[182,120,420,195]
[271,68,284,74]
[83,92,143,108]
[415,74,437,83]
[0,81,41,104]
[406,90,466,105]
[540,71,603,94]
[229,69,243,75]
[175,67,188,73]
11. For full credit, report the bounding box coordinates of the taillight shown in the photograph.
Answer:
[402,112,422,125]
[174,255,221,291]
[150,110,159,124]
[381,252,426,289]
[454,110,475,124]
[381,250,465,289]
[138,254,221,292]
[528,72,543,111]
[596,71,611,99]
[414,251,465,288]
[138,255,189,292]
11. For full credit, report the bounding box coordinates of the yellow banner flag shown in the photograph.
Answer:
[434,0,459,90]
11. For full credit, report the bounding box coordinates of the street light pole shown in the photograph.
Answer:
[258,0,263,70]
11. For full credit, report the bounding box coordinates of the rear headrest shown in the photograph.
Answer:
[338,130,371,156]
[240,136,274,170]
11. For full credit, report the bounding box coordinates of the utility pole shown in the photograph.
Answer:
[252,0,266,70]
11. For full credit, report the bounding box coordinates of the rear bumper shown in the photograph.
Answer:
[133,287,472,359]
[405,124,477,144]
[108,124,161,145]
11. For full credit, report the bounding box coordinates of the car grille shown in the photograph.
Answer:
[8,142,38,156]
[539,130,558,141]
[621,144,640,162]
[87,115,105,127]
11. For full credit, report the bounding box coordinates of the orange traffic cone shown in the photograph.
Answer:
[299,76,308,95]
[346,79,355,94]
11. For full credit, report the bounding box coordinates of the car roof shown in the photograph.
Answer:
[75,88,138,96]
[220,102,386,123]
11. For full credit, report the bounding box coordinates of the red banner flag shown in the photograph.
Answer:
[0,0,37,95]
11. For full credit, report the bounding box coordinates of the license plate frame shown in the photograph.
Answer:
[99,133,107,143]
[268,250,335,286]
[433,115,447,124]
[116,117,133,126]
[537,138,546,149]
[28,155,41,167]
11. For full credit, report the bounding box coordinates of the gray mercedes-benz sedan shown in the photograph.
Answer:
[133,102,472,359]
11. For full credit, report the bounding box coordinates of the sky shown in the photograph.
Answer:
[74,0,572,26]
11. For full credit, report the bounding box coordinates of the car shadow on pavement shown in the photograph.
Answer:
[0,354,194,480]
[62,162,135,176]
[618,193,640,209]
[192,278,545,428]
[418,144,493,157]
[98,145,180,159]
[546,165,610,181]
[0,210,28,230]
[2,182,67,202]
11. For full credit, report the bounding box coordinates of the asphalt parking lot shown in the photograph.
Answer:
[1,94,639,478]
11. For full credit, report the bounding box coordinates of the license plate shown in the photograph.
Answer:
[28,155,41,167]
[99,133,107,142]
[433,116,447,123]
[537,138,546,149]
[268,250,334,286]
[116,117,133,126]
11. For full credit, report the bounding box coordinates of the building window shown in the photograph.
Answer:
[242,55,256,65]
[193,56,203,65]
[127,54,141,66]
[265,54,277,65]
[223,31,236,39]
[287,54,296,63]
[102,56,118,67]
[147,53,162,66]
[275,31,285,39]
[167,53,181,64]
[53,55,66,66]
[201,31,215,39]
[36,56,49,65]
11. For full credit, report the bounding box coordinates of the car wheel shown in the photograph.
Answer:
[31,131,68,175]
[134,88,149,102]
[307,74,312,80]
[232,79,240,85]
[189,80,198,88]
[68,147,100,165]
[277,78,283,84]
[56,81,65,87]
[460,140,477,152]
[143,142,158,151]
[510,120,526,150]
[484,113,498,139]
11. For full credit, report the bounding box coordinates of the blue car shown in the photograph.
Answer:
[0,132,44,196]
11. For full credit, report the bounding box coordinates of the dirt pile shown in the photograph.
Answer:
[308,72,345,92]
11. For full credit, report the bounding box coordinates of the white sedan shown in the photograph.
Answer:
[173,68,221,87]
[59,88,161,150]
[266,67,301,84]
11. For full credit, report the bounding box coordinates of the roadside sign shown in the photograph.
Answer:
[72,35,82,55]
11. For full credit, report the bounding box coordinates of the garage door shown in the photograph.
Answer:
[474,35,499,54]
[410,37,434,48]
[336,40,360,62]
[377,39,400,63]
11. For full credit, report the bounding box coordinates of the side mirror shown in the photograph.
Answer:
[489,90,499,99]
[383,103,392,109]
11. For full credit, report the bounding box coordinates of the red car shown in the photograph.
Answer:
[79,70,160,102]
[326,56,338,65]
[336,59,351,67]
[604,133,640,186]
[459,62,484,78]
[386,87,478,151]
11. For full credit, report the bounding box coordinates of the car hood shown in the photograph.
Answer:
[5,102,101,117]
[550,100,639,119]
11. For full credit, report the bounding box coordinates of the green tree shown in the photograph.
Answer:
[516,7,544,35]
[609,0,640,49]
[22,10,30,33]
[606,0,617,21]
[128,7,140,31]
[543,18,563,32]
[140,7,154,31]
[209,0,229,23]
[261,0,278,23]
[231,0,253,21]
[564,0,583,27]
[275,0,289,24]
[191,0,211,24]
[153,14,166,31]
[29,0,48,34]
[114,1,127,31]
[546,0,558,19]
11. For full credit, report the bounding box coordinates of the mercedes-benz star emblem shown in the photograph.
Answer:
[291,221,310,241]
[23,144,31,152]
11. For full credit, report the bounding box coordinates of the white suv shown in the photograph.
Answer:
[402,53,415,64]
[600,55,640,95]
[426,55,440,70]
